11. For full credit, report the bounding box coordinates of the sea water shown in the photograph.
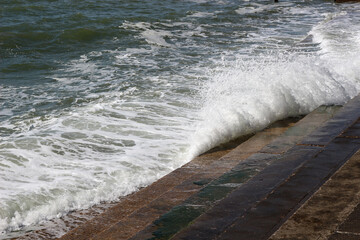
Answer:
[1,0,359,238]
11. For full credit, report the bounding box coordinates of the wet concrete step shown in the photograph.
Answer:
[124,105,340,240]
[58,113,300,240]
[169,95,360,240]
[270,147,360,240]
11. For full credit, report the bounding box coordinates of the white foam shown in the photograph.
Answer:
[235,3,275,15]
[187,50,360,158]
[185,0,229,4]
[121,21,151,30]
[187,11,215,18]
[120,21,174,48]
[0,109,13,116]
[0,71,196,234]
[141,29,173,48]
[309,5,360,93]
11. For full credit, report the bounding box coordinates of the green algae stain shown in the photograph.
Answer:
[212,168,254,185]
[192,185,234,204]
[147,169,256,239]
[193,178,212,186]
[149,205,206,240]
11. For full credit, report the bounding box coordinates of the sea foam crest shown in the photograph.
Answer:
[187,51,359,159]
[187,6,360,158]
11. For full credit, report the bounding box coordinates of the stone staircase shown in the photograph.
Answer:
[59,95,360,240]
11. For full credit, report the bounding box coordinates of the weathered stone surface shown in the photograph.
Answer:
[338,203,360,234]
[271,150,360,240]
[329,233,360,240]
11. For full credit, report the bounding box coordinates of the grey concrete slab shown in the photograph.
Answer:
[338,203,360,234]
[328,232,360,240]
[269,150,360,240]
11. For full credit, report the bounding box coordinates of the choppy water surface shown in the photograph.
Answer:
[1,0,360,238]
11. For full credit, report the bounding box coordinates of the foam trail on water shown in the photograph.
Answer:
[310,7,360,88]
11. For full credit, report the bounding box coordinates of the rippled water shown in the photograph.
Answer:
[1,0,360,238]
